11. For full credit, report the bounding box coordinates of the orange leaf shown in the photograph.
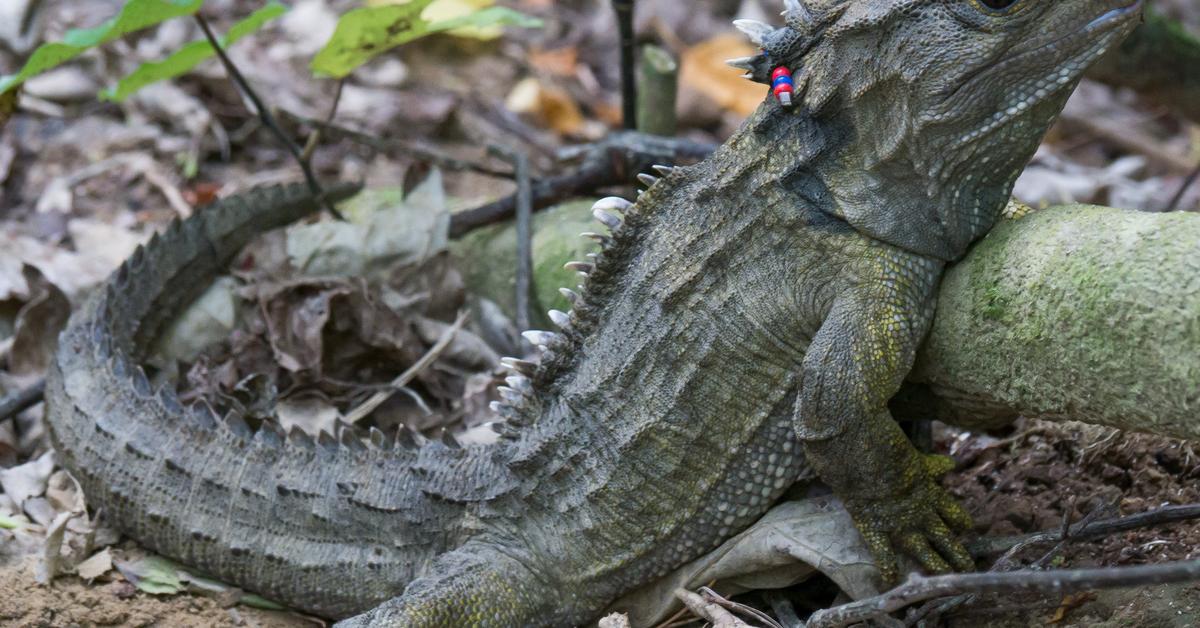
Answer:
[679,34,765,117]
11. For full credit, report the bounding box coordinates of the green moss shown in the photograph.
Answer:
[450,199,599,328]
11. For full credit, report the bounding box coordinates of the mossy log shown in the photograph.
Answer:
[462,203,1200,441]
[910,204,1200,441]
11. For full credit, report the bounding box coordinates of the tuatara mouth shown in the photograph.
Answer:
[934,0,1143,119]
[1088,0,1145,31]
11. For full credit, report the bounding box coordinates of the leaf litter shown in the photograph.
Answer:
[1,0,1199,626]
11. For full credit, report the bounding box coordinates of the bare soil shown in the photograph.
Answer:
[0,557,311,628]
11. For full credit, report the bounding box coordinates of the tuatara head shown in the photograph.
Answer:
[729,0,1144,259]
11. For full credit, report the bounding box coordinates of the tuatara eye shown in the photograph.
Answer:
[979,0,1020,10]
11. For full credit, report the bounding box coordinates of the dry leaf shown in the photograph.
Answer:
[276,398,341,437]
[529,47,579,76]
[505,77,586,136]
[679,34,765,117]
[76,548,114,581]
[609,497,879,626]
[35,510,75,584]
[9,265,71,376]
[0,450,56,510]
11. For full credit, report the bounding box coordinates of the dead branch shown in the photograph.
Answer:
[341,312,466,425]
[807,559,1200,628]
[966,503,1200,559]
[194,14,343,220]
[447,132,715,237]
[674,588,753,628]
[0,378,45,423]
[278,110,516,178]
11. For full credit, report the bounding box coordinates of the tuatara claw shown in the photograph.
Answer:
[847,453,974,584]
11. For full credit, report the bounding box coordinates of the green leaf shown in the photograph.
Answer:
[117,555,186,595]
[0,514,21,530]
[0,0,204,95]
[310,1,540,78]
[427,6,542,35]
[101,1,288,102]
[310,0,436,78]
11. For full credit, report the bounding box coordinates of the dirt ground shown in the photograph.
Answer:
[0,558,310,628]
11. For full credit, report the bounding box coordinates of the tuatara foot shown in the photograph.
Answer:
[846,453,974,585]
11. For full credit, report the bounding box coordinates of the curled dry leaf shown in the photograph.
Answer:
[505,77,587,136]
[0,450,56,510]
[35,510,76,584]
[8,265,71,377]
[75,547,114,581]
[609,497,879,626]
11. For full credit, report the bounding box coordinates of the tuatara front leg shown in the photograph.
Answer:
[796,242,973,584]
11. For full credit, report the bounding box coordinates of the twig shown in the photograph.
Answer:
[278,110,514,178]
[966,503,1200,558]
[808,559,1200,628]
[488,146,534,332]
[700,587,785,628]
[1166,162,1200,211]
[613,0,638,130]
[1061,111,1196,174]
[0,378,45,423]
[194,14,344,220]
[342,312,467,424]
[907,502,1110,626]
[674,588,753,628]
[448,132,716,237]
[300,78,345,163]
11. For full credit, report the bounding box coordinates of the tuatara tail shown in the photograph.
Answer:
[44,183,515,618]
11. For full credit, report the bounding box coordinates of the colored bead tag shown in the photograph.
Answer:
[771,65,794,107]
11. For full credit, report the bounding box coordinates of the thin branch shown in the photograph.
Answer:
[301,78,345,163]
[278,110,514,178]
[448,132,716,237]
[700,587,785,628]
[1166,161,1200,211]
[488,146,535,332]
[342,312,467,424]
[807,559,1200,628]
[0,378,45,423]
[193,14,344,220]
[966,503,1200,558]
[674,588,753,628]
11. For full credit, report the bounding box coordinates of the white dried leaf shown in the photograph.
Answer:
[608,497,880,627]
[35,510,75,584]
[0,450,56,509]
[76,548,114,581]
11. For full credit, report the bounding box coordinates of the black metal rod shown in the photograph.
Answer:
[613,0,637,130]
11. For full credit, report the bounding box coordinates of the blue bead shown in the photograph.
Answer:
[772,75,794,88]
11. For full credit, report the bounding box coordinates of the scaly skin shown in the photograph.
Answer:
[43,0,1142,626]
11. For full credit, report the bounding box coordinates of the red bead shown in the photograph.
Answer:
[773,82,793,96]
[771,66,792,81]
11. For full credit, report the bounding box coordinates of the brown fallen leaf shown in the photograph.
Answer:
[679,34,766,118]
[8,265,71,377]
[529,46,579,77]
[505,77,586,136]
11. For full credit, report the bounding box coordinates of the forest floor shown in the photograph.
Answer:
[3,0,1200,626]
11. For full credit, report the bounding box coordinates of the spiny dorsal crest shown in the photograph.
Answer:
[491,172,663,431]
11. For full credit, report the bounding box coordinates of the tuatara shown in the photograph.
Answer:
[44,0,1143,625]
